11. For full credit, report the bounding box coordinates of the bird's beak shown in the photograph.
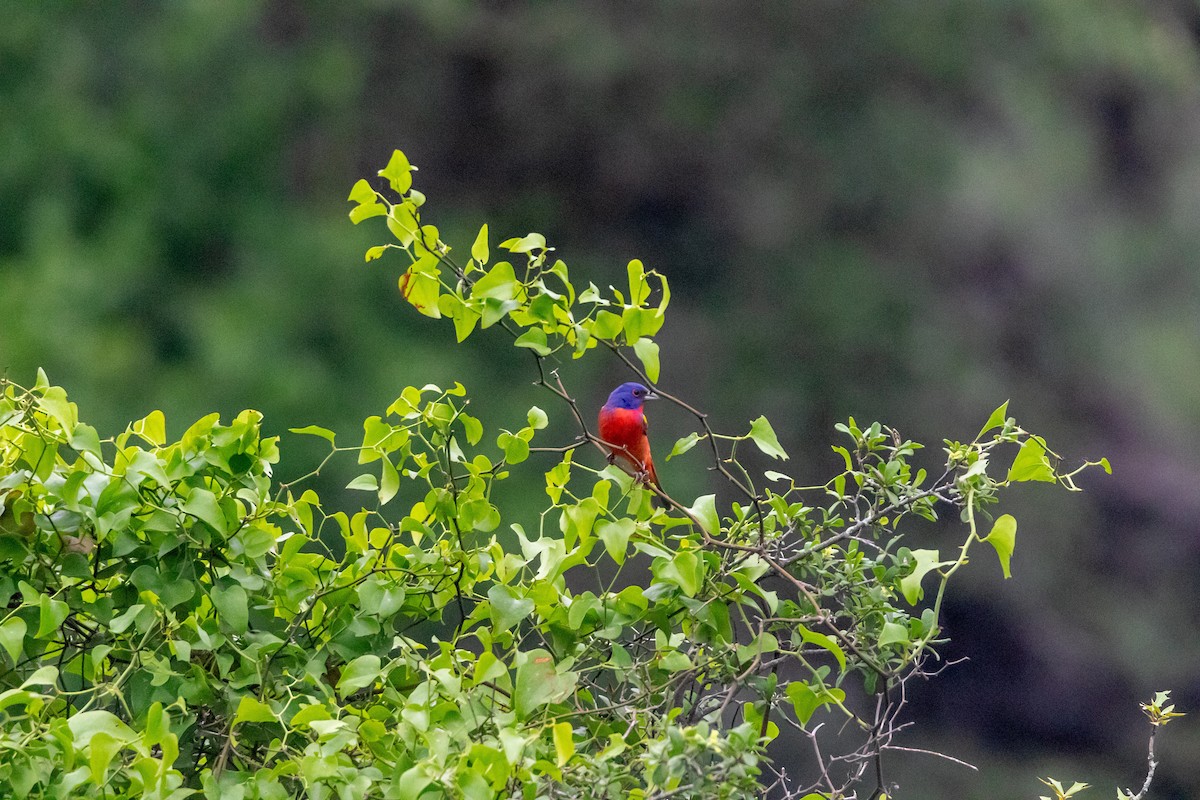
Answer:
[645,390,659,401]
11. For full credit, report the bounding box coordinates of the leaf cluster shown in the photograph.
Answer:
[0,152,1114,799]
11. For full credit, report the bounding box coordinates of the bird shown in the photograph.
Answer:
[597,381,661,490]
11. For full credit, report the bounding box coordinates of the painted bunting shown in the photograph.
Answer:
[597,381,661,490]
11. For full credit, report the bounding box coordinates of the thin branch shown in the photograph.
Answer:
[881,744,978,771]
[1125,725,1158,800]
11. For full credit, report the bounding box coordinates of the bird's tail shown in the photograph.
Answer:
[645,461,665,503]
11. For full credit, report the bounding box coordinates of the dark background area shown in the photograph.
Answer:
[3,3,1199,796]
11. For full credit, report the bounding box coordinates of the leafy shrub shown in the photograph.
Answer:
[0,151,1130,799]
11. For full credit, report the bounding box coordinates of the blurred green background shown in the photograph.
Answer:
[3,2,1199,796]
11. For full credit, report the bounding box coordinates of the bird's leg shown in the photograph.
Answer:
[605,447,649,485]
[606,444,634,468]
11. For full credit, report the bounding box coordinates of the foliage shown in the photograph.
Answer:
[0,150,1128,799]
[6,10,1200,792]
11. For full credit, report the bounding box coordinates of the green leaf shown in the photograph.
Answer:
[1099,457,1112,474]
[144,701,167,744]
[566,594,599,631]
[786,682,846,725]
[364,244,388,262]
[688,494,720,535]
[0,617,26,662]
[748,416,789,460]
[513,649,576,718]
[480,297,519,328]
[627,259,650,305]
[449,297,481,342]
[22,665,58,688]
[655,550,702,597]
[666,432,701,461]
[544,454,573,504]
[460,414,484,445]
[572,321,593,357]
[1007,437,1056,483]
[742,701,779,741]
[978,399,1010,439]
[290,704,333,729]
[69,423,102,457]
[338,654,382,694]
[831,444,853,472]
[36,594,69,638]
[378,149,414,194]
[560,499,599,550]
[621,307,663,342]
[387,203,419,245]
[500,232,546,253]
[133,409,166,446]
[498,431,529,465]
[211,584,249,634]
[396,766,434,800]
[552,721,575,767]
[346,473,379,492]
[123,448,170,489]
[983,514,1017,579]
[487,584,534,633]
[363,414,396,454]
[796,625,847,672]
[658,650,693,672]
[109,604,146,634]
[0,689,36,716]
[347,178,377,205]
[399,262,442,319]
[67,710,136,746]
[656,271,671,314]
[632,339,660,383]
[458,771,493,800]
[514,328,553,356]
[182,488,226,534]
[350,200,386,224]
[379,457,400,505]
[899,548,946,605]
[471,262,518,302]
[596,518,636,564]
[878,621,910,647]
[590,310,624,340]
[527,406,548,430]
[580,283,604,304]
[527,293,559,324]
[289,425,337,444]
[232,696,276,726]
[471,223,489,265]
[357,578,406,619]
[86,731,121,784]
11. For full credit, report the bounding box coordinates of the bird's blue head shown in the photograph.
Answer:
[604,382,658,410]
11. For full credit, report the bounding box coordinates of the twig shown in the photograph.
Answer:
[1125,725,1158,800]
[881,744,978,771]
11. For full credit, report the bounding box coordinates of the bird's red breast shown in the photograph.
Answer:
[598,406,659,488]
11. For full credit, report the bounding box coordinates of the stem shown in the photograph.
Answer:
[1127,724,1158,800]
[911,487,979,661]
